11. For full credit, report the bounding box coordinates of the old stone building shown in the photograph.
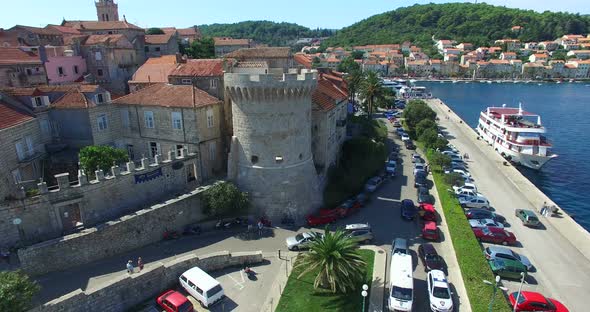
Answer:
[161,27,201,46]
[128,54,180,92]
[112,83,224,180]
[225,47,293,74]
[5,25,64,47]
[96,0,120,22]
[214,37,252,57]
[144,33,179,58]
[0,47,47,87]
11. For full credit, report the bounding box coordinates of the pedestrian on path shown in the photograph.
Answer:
[257,220,263,236]
[137,257,144,272]
[126,260,134,274]
[540,201,548,216]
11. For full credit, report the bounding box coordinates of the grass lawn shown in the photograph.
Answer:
[276,249,375,312]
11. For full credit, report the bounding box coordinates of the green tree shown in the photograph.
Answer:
[146,27,165,35]
[443,172,464,188]
[415,119,437,138]
[337,56,361,73]
[432,137,449,151]
[295,230,366,293]
[351,50,365,59]
[430,152,452,170]
[312,56,322,68]
[402,100,437,137]
[79,145,127,175]
[345,69,364,106]
[419,128,439,148]
[359,71,387,119]
[185,37,215,59]
[0,271,40,312]
[202,182,250,217]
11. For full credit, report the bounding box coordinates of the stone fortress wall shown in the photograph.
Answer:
[225,69,322,221]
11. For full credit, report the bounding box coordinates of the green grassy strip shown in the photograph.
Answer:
[422,146,511,312]
[276,249,375,312]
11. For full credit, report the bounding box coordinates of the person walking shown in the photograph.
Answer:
[137,257,144,272]
[126,260,134,274]
[257,220,263,236]
[540,201,547,216]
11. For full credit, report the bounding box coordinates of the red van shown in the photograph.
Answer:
[422,221,440,241]
[419,203,436,221]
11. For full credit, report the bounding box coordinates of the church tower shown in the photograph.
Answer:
[96,0,119,22]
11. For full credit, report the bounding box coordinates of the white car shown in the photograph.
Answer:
[459,195,490,209]
[445,168,470,180]
[455,189,483,199]
[469,218,504,228]
[285,232,322,251]
[441,150,459,157]
[401,134,410,141]
[386,161,397,176]
[427,270,453,312]
[453,182,477,193]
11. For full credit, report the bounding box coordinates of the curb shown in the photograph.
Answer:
[360,245,387,312]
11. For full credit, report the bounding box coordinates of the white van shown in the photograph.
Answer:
[179,267,225,308]
[388,253,414,312]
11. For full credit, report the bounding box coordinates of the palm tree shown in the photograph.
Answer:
[295,230,366,293]
[345,68,364,107]
[359,71,387,119]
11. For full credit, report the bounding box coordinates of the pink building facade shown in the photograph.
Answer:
[43,46,87,84]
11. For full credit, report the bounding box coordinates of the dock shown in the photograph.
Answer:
[425,98,590,311]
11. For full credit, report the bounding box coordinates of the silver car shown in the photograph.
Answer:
[469,218,504,229]
[344,223,373,244]
[484,246,534,271]
[286,232,322,251]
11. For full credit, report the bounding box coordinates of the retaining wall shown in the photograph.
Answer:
[30,251,263,312]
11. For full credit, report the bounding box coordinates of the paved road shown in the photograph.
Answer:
[427,99,590,311]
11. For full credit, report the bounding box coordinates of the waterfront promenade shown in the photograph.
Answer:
[426,98,590,311]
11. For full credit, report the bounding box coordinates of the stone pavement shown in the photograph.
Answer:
[426,98,590,311]
[360,245,387,312]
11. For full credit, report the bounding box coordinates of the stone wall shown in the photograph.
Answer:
[18,183,213,276]
[30,250,263,312]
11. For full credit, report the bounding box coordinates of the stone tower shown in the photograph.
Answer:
[225,69,321,221]
[96,0,119,22]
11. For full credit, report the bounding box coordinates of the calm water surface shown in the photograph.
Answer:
[417,81,590,231]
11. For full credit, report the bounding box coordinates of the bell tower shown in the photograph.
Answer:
[96,0,119,22]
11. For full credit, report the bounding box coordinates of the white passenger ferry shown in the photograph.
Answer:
[476,104,557,169]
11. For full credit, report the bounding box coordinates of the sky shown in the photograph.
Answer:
[1,0,589,30]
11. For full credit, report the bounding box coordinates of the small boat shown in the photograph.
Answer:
[513,81,519,84]
[487,81,492,84]
[440,80,445,83]
[452,80,459,84]
[569,79,575,83]
[556,81,561,84]
[537,83,542,86]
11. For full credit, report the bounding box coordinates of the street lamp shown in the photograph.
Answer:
[361,284,369,312]
[512,272,527,312]
[483,275,508,312]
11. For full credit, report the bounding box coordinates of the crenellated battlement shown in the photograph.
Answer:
[224,69,318,102]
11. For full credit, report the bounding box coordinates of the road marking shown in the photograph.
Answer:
[377,197,400,202]
[228,273,245,290]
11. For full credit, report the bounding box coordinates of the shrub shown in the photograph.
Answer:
[202,182,250,217]
[0,271,40,312]
[443,172,464,187]
[79,145,128,175]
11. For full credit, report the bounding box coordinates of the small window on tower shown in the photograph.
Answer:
[251,155,259,164]
[275,156,283,163]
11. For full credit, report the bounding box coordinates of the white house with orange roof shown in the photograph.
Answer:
[436,40,454,53]
[456,43,473,51]
[567,50,590,59]
[500,52,517,60]
[529,53,549,64]
[539,41,559,51]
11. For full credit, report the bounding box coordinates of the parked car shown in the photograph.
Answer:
[401,199,417,220]
[445,168,470,180]
[426,270,453,312]
[449,154,463,162]
[484,246,534,271]
[411,153,423,163]
[306,211,338,226]
[396,128,405,136]
[466,209,506,224]
[455,189,482,200]
[365,176,384,193]
[391,237,408,255]
[401,133,410,141]
[414,170,427,188]
[156,290,194,312]
[334,199,362,217]
[445,162,467,172]
[355,192,370,206]
[418,243,446,272]
[405,140,416,150]
[418,203,437,221]
[422,221,440,241]
[515,209,541,227]
[508,291,569,312]
[417,186,433,204]
[344,223,374,244]
[488,258,528,280]
[453,182,477,193]
[386,161,397,176]
[441,150,459,157]
[388,151,399,162]
[472,226,517,245]
[469,218,504,228]
[413,164,426,176]
[459,195,490,209]
[286,232,322,251]
[393,121,402,127]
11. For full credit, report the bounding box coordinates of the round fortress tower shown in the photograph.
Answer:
[225,69,321,221]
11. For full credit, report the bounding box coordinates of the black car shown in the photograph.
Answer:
[401,199,417,220]
[465,208,506,224]
[417,186,433,204]
[418,243,447,272]
[405,140,416,150]
[414,170,427,188]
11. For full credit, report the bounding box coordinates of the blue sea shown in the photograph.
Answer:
[417,81,590,231]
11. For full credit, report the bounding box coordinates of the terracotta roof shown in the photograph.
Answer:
[225,47,291,59]
[10,25,61,36]
[131,63,178,84]
[570,50,590,54]
[37,84,100,93]
[312,90,336,111]
[112,83,219,108]
[0,100,35,130]
[145,33,174,45]
[145,55,179,65]
[63,20,143,31]
[0,47,42,65]
[169,59,224,77]
[46,25,81,35]
[234,61,268,68]
[533,53,548,58]
[52,89,95,109]
[489,59,510,64]
[83,34,130,47]
[294,53,312,69]
[0,30,20,47]
[214,37,251,46]
[177,27,199,37]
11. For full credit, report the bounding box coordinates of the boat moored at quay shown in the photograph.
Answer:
[476,104,557,170]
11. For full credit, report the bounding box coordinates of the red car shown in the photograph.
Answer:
[156,290,194,312]
[422,221,440,241]
[509,291,569,312]
[307,210,339,226]
[472,226,516,245]
[320,199,361,218]
[419,203,436,221]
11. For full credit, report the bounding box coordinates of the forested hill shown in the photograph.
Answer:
[325,3,590,47]
[198,21,334,46]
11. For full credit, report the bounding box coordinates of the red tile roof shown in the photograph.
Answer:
[214,37,251,46]
[169,59,224,77]
[63,20,143,31]
[0,100,35,130]
[112,83,220,108]
[10,25,61,36]
[145,33,174,45]
[225,47,291,59]
[145,55,179,65]
[45,25,81,35]
[83,34,131,47]
[1,87,41,96]
[52,89,95,109]
[0,47,42,65]
[294,53,312,69]
[131,63,178,84]
[176,27,199,37]
[312,90,336,111]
